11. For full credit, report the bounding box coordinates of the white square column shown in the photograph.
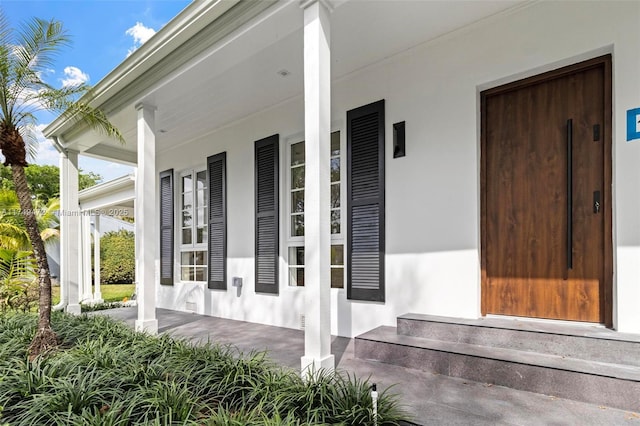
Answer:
[92,215,103,303]
[60,150,81,314]
[81,214,93,303]
[300,0,334,375]
[135,103,158,334]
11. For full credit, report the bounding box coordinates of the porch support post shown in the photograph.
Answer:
[81,214,93,302]
[134,103,158,334]
[60,149,81,314]
[300,0,334,375]
[93,215,103,303]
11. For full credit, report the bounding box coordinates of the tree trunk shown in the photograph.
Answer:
[11,164,58,356]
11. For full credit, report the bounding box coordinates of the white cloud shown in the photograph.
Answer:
[60,66,89,88]
[125,22,156,56]
[32,123,60,166]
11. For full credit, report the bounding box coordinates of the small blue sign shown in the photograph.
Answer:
[627,108,640,142]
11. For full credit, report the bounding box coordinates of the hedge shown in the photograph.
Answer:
[99,230,135,284]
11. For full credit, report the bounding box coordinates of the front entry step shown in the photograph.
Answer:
[398,313,640,366]
[354,314,640,412]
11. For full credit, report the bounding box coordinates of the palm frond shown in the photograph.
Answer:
[15,17,70,74]
[46,92,124,143]
[16,122,40,162]
[0,223,30,251]
[0,189,60,247]
[0,248,36,284]
[0,10,12,47]
[0,16,69,129]
[39,228,59,245]
[0,188,22,226]
[33,197,60,243]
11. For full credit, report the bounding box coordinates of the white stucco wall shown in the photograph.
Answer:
[157,1,640,336]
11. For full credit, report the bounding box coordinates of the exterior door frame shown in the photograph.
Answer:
[480,55,613,327]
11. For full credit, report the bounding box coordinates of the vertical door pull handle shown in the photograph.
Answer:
[567,119,573,270]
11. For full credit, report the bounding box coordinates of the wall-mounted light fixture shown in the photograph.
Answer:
[393,121,405,158]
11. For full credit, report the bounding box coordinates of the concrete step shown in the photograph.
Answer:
[355,325,640,412]
[398,313,640,366]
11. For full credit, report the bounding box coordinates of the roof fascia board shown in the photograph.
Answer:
[78,174,135,202]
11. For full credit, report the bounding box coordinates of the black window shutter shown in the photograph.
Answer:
[255,135,279,294]
[347,100,385,302]
[159,169,174,285]
[208,152,227,290]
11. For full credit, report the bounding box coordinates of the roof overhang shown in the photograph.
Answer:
[79,174,135,212]
[44,0,530,163]
[43,0,276,141]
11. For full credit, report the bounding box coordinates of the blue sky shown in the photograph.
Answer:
[1,0,190,181]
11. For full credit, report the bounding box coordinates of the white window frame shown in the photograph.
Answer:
[286,130,346,289]
[179,168,208,283]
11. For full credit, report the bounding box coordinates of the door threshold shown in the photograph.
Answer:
[485,314,606,329]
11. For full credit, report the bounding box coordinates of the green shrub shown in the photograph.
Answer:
[0,312,410,425]
[80,302,127,312]
[100,230,134,284]
[0,249,38,313]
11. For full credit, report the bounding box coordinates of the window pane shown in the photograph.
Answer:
[291,214,304,237]
[330,158,340,182]
[196,171,206,208]
[289,246,304,266]
[182,175,192,192]
[291,165,305,190]
[195,267,206,282]
[182,228,192,245]
[182,193,193,211]
[197,226,206,244]
[182,210,192,227]
[331,184,340,208]
[197,208,205,227]
[331,267,344,288]
[196,171,206,189]
[289,267,305,287]
[181,267,191,281]
[331,245,344,266]
[195,251,206,265]
[291,190,304,213]
[291,141,305,166]
[331,210,340,234]
[331,131,340,156]
[197,190,205,209]
[181,252,193,265]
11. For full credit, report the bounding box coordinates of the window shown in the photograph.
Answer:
[181,251,206,282]
[180,169,207,282]
[288,131,344,288]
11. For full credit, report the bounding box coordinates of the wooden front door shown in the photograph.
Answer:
[481,56,612,325]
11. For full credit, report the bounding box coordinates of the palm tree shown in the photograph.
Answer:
[0,188,60,250]
[0,12,122,355]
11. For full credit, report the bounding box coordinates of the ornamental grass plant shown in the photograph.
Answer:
[0,312,409,425]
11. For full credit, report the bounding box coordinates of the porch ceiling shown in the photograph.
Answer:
[59,0,526,162]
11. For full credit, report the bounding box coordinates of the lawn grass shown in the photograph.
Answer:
[0,312,410,425]
[52,283,135,305]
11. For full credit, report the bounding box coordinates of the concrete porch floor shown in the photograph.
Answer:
[95,307,639,425]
